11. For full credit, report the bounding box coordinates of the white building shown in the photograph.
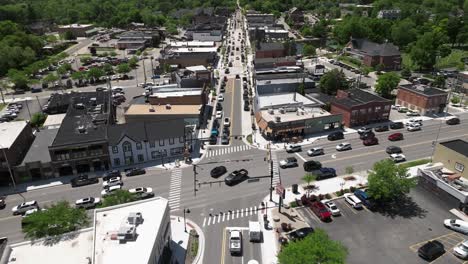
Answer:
[3,197,171,264]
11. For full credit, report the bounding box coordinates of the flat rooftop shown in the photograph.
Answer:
[169,47,217,53]
[93,197,169,264]
[58,24,93,28]
[261,106,330,123]
[256,77,314,86]
[399,84,448,96]
[150,89,202,98]
[21,128,59,165]
[440,139,468,157]
[126,104,201,115]
[43,113,66,128]
[7,228,94,264]
[0,121,28,149]
[170,41,215,47]
[257,92,322,109]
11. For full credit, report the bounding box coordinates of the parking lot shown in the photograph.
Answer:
[296,186,467,264]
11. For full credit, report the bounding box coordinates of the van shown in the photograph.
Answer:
[444,219,468,234]
[249,221,262,242]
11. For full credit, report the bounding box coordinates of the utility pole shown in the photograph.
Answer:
[142,58,147,84]
[150,56,154,76]
[193,165,198,197]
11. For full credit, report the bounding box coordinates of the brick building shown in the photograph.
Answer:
[331,89,392,127]
[255,42,286,59]
[396,84,448,115]
[344,38,401,70]
[57,24,95,37]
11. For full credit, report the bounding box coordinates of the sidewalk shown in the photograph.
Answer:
[170,216,205,264]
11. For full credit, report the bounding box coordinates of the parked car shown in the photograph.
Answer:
[279,157,298,168]
[286,144,301,153]
[386,146,402,154]
[363,137,379,146]
[229,230,242,255]
[0,196,5,209]
[218,94,224,101]
[444,219,468,234]
[225,169,249,186]
[357,127,372,134]
[211,166,227,178]
[103,170,121,181]
[321,199,340,216]
[453,239,468,260]
[388,133,404,141]
[215,111,223,119]
[307,147,324,156]
[406,110,420,116]
[221,136,230,145]
[407,123,422,131]
[75,197,101,209]
[129,187,154,199]
[315,168,337,180]
[343,193,363,209]
[310,201,332,221]
[353,189,375,210]
[359,131,375,140]
[101,185,122,196]
[406,118,423,126]
[390,153,406,162]
[327,131,344,141]
[446,117,460,125]
[418,240,445,261]
[125,167,146,177]
[287,227,314,241]
[102,177,122,188]
[209,135,217,145]
[223,117,231,127]
[12,201,39,215]
[374,125,389,132]
[71,174,99,188]
[303,160,322,172]
[390,122,404,129]
[336,142,351,151]
[216,103,223,111]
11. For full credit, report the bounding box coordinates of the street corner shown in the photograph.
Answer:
[170,215,205,264]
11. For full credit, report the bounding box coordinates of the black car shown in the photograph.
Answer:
[359,131,375,140]
[103,169,121,181]
[216,103,223,111]
[221,135,230,145]
[210,166,227,178]
[315,168,337,180]
[0,196,5,209]
[125,168,146,177]
[418,240,445,261]
[209,135,217,145]
[223,126,230,135]
[327,131,344,141]
[390,122,404,129]
[446,117,460,125]
[303,160,322,172]
[235,74,240,79]
[287,227,314,241]
[224,68,230,74]
[213,119,220,128]
[225,169,249,186]
[71,174,99,188]
[386,146,402,154]
[374,125,389,132]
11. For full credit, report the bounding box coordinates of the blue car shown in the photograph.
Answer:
[354,189,376,210]
[211,129,219,136]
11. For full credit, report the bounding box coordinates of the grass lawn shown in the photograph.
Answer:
[399,158,431,171]
[436,49,467,70]
[0,103,5,111]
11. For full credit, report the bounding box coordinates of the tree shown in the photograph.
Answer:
[7,69,29,90]
[310,20,328,38]
[375,72,400,98]
[319,69,349,95]
[109,51,117,57]
[99,190,137,208]
[302,173,316,189]
[80,56,92,65]
[433,75,446,88]
[302,44,316,57]
[451,96,460,104]
[409,31,446,70]
[102,63,113,74]
[30,112,47,127]
[278,229,347,264]
[116,63,131,74]
[22,201,89,239]
[391,19,417,48]
[57,63,72,75]
[86,67,104,81]
[62,30,76,40]
[128,56,139,69]
[446,17,463,47]
[400,67,412,80]
[43,73,59,84]
[367,159,417,203]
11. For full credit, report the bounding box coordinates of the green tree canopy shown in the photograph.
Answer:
[367,159,417,202]
[71,71,86,80]
[375,72,400,98]
[116,63,131,74]
[22,201,89,239]
[30,112,47,127]
[319,69,349,95]
[302,44,316,57]
[43,73,59,84]
[86,67,104,81]
[128,56,139,69]
[400,67,412,79]
[99,190,137,208]
[7,69,29,90]
[278,229,347,264]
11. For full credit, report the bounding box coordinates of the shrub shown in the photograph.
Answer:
[342,188,350,194]
[309,194,317,202]
[335,190,343,196]
[318,194,324,201]
[350,186,356,193]
[325,193,332,199]
[290,201,298,208]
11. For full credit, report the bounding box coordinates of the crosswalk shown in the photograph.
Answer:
[270,151,280,185]
[204,145,252,158]
[168,168,182,211]
[202,206,260,227]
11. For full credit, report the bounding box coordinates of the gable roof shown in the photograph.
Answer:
[332,89,391,108]
[108,120,186,145]
[349,38,400,57]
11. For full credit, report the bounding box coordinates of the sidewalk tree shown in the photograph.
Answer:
[99,190,137,208]
[129,56,139,69]
[80,56,92,65]
[319,69,349,95]
[22,201,89,239]
[367,159,417,203]
[116,63,131,74]
[302,173,316,197]
[451,96,460,104]
[43,73,59,85]
[278,229,347,264]
[71,71,85,81]
[103,63,113,75]
[86,67,104,82]
[7,69,30,90]
[57,63,72,75]
[375,72,400,98]
[30,112,47,127]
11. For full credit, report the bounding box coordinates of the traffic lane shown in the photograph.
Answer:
[222,227,262,264]
[232,79,243,139]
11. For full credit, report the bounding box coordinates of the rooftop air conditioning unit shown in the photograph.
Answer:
[275,116,281,122]
[268,109,274,114]
[117,225,137,242]
[127,212,143,225]
[77,125,86,133]
[279,108,285,114]
[166,104,172,109]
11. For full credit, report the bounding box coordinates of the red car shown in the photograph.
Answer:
[363,137,379,146]
[310,201,332,221]
[388,133,404,141]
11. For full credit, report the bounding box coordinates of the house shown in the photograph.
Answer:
[377,9,401,20]
[57,24,96,37]
[330,89,392,127]
[344,38,401,70]
[255,42,286,59]
[108,120,194,167]
[0,121,35,186]
[287,7,305,24]
[396,84,448,115]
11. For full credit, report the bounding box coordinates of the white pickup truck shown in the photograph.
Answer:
[229,230,242,255]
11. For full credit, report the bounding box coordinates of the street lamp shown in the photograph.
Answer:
[183,208,190,232]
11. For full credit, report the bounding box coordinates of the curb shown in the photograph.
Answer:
[188,218,205,264]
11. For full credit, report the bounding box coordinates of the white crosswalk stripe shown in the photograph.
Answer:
[269,151,281,185]
[168,169,182,212]
[201,206,262,227]
[204,145,252,158]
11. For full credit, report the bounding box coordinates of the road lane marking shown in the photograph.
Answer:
[295,152,306,162]
[241,208,244,217]
[227,213,230,221]
[207,216,212,226]
[222,213,226,221]
[221,228,227,264]
[340,200,358,214]
[218,215,221,223]
[202,217,206,227]
[236,210,239,218]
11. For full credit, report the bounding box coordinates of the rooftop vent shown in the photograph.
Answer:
[166,104,172,109]
[268,108,274,114]
[127,212,143,225]
[77,125,86,134]
[275,116,281,122]
[75,103,85,109]
[279,108,285,114]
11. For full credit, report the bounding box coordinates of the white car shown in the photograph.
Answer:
[286,144,301,153]
[453,240,468,259]
[390,153,406,162]
[101,185,122,196]
[406,110,420,116]
[229,230,242,255]
[307,147,324,156]
[129,187,154,199]
[102,177,123,188]
[405,118,422,126]
[391,104,400,110]
[336,142,352,151]
[444,219,468,234]
[321,199,341,216]
[407,123,421,131]
[12,201,38,215]
[75,197,101,209]
[215,111,223,119]
[223,117,231,127]
[218,94,224,101]
[344,193,363,209]
[357,127,372,134]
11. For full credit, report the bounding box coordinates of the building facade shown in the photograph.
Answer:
[433,139,468,179]
[255,42,286,59]
[57,24,95,37]
[396,84,448,115]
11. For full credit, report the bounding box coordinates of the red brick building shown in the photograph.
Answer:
[344,38,401,70]
[255,42,286,59]
[331,89,392,127]
[396,84,448,115]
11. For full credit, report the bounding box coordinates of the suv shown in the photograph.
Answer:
[279,157,298,168]
[225,169,249,186]
[310,201,332,221]
[303,160,322,172]
[363,137,378,146]
[307,147,324,156]
[386,146,402,154]
[327,131,344,141]
[71,174,99,188]
[344,193,363,209]
[229,230,242,255]
[125,167,146,176]
[353,189,375,210]
[12,201,39,215]
[286,144,301,153]
[359,131,375,140]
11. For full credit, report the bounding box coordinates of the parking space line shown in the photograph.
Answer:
[338,200,358,214]
[300,207,321,223]
[362,205,371,213]
[446,251,464,264]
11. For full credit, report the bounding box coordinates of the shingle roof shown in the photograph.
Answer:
[107,120,186,145]
[332,89,390,108]
[440,139,468,157]
[350,38,400,56]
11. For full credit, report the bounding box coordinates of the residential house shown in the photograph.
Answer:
[344,38,402,70]
[330,89,392,127]
[396,84,448,115]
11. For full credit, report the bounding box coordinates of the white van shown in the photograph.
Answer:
[444,219,468,234]
[249,221,262,242]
